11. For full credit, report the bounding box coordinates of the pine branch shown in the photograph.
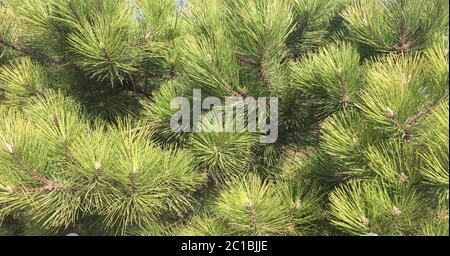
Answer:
[133,32,153,48]
[394,20,421,51]
[123,76,151,97]
[5,144,71,192]
[67,0,82,24]
[402,88,448,130]
[361,21,392,50]
[130,169,138,196]
[236,51,271,88]
[22,81,45,97]
[258,45,271,88]
[245,200,261,235]
[91,162,102,184]
[235,53,259,68]
[235,47,271,88]
[0,37,62,65]
[50,114,80,165]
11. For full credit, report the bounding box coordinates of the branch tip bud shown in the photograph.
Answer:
[5,143,14,154]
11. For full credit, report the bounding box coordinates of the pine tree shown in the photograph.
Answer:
[0,0,448,236]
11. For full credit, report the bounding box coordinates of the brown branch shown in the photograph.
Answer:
[166,39,177,81]
[99,42,113,65]
[394,17,412,52]
[287,17,312,58]
[402,93,446,130]
[133,31,153,48]
[245,199,260,235]
[385,107,403,129]
[337,69,350,102]
[166,61,176,81]
[0,37,62,65]
[22,81,45,97]
[394,18,434,52]
[235,48,271,89]
[258,49,270,89]
[387,88,448,134]
[235,53,259,68]
[362,17,420,52]
[362,22,393,51]
[67,0,82,24]
[92,163,102,184]
[130,168,138,195]
[9,186,58,194]
[123,75,151,97]
[5,145,71,192]
[399,18,407,46]
[50,114,78,164]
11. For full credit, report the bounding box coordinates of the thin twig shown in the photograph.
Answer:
[0,37,62,65]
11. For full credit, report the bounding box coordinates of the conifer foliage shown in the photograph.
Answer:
[0,0,448,236]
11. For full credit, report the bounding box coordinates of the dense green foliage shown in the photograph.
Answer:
[0,0,448,236]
